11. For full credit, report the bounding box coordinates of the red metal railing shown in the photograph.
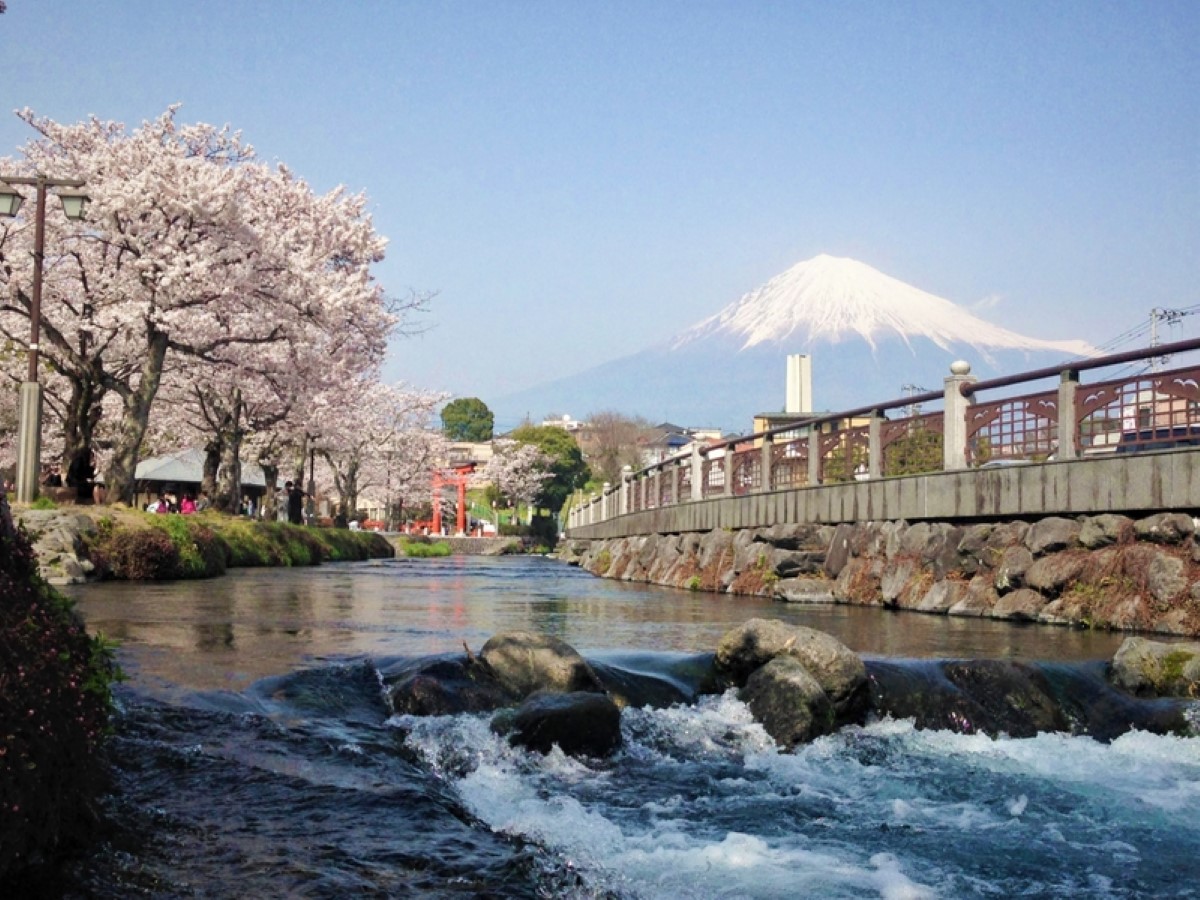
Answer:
[570,338,1200,528]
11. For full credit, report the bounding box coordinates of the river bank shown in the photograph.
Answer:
[559,511,1200,638]
[12,505,393,585]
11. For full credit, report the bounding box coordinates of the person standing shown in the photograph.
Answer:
[285,480,307,525]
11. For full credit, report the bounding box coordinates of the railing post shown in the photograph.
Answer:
[672,460,683,506]
[868,411,883,479]
[943,360,978,470]
[1057,369,1080,460]
[808,428,821,486]
[620,466,632,515]
[690,443,704,501]
[723,446,734,496]
[640,473,650,511]
[650,468,660,508]
[601,482,611,520]
[759,434,773,492]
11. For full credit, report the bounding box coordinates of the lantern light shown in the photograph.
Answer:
[0,181,26,217]
[56,188,90,221]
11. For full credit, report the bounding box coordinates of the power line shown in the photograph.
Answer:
[1150,307,1200,371]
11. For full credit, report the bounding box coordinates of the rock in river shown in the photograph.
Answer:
[493,691,622,758]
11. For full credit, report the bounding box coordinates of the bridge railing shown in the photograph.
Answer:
[567,338,1200,530]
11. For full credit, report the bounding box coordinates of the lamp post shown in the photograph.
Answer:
[0,175,89,503]
[308,441,317,525]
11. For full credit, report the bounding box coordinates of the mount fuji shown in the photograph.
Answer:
[493,255,1096,433]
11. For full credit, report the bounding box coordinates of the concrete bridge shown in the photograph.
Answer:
[566,339,1200,540]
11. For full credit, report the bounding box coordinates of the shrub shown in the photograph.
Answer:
[94,527,182,580]
[0,494,118,881]
[153,515,210,577]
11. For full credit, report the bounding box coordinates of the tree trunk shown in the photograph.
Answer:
[59,374,103,479]
[103,329,169,504]
[259,461,280,520]
[215,390,245,514]
[217,434,243,515]
[202,439,221,501]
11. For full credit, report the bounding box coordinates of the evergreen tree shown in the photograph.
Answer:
[441,397,495,442]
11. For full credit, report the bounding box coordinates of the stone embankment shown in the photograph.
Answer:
[558,512,1200,637]
[14,509,100,584]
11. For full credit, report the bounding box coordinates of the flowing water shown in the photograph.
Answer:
[60,555,1200,898]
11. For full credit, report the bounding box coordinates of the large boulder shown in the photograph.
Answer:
[914,578,968,613]
[823,523,855,578]
[480,631,605,698]
[588,659,692,709]
[714,619,867,720]
[947,575,999,617]
[1146,552,1188,605]
[993,546,1033,593]
[16,510,99,585]
[387,655,513,715]
[955,523,995,576]
[494,691,622,758]
[1026,517,1081,556]
[757,523,826,551]
[940,661,1068,737]
[1079,514,1132,549]
[1133,513,1195,545]
[1110,637,1200,698]
[773,549,827,578]
[740,656,834,748]
[774,577,836,604]
[867,658,1189,740]
[1025,553,1088,595]
[991,587,1048,621]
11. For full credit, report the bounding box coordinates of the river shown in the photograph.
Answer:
[62,555,1200,898]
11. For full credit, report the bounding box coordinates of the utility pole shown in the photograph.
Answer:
[1150,308,1195,372]
[901,384,930,419]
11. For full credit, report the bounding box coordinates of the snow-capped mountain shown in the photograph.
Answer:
[675,254,1093,359]
[493,255,1096,433]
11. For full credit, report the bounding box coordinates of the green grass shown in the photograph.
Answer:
[86,512,394,579]
[399,539,453,558]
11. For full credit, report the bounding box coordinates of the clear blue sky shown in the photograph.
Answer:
[2,1,1197,429]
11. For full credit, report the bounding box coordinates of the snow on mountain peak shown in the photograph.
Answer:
[675,254,1095,358]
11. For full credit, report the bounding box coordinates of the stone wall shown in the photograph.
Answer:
[557,512,1200,637]
[388,535,526,556]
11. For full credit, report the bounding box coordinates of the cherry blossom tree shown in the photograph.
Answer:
[0,107,411,504]
[308,379,446,519]
[473,438,551,512]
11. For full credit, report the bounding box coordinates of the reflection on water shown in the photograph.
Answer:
[68,555,1133,696]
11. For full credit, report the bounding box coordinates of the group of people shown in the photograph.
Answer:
[152,482,306,522]
[146,491,209,515]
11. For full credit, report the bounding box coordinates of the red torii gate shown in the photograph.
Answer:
[430,464,474,535]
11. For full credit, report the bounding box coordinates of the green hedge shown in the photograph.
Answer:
[85,513,394,580]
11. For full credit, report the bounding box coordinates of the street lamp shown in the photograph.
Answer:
[0,175,89,503]
[308,440,318,525]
